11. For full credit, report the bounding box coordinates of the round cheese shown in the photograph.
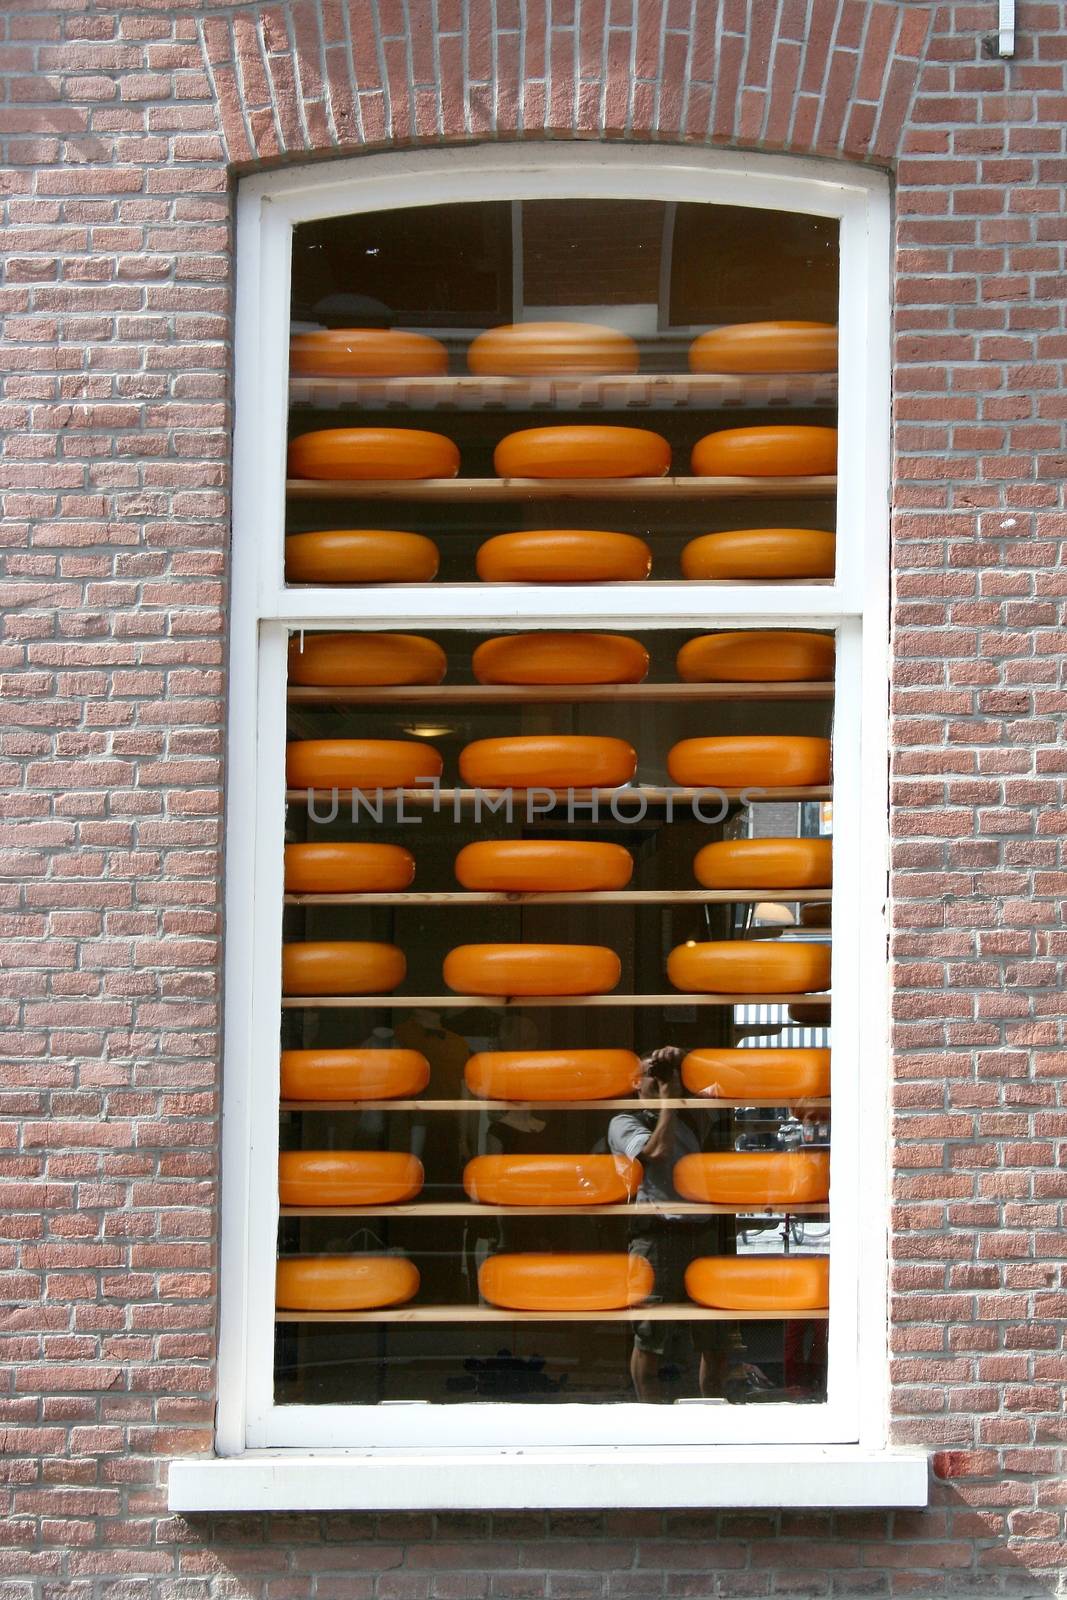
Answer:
[289,328,448,377]
[692,838,832,890]
[281,941,406,996]
[467,322,639,377]
[684,1255,829,1311]
[472,632,649,685]
[286,739,443,790]
[443,943,621,997]
[463,1153,642,1207]
[285,530,440,585]
[280,1048,431,1101]
[278,1150,425,1206]
[494,426,671,480]
[672,1150,830,1206]
[477,529,652,583]
[284,843,416,894]
[288,633,446,686]
[681,1047,830,1100]
[688,321,837,375]
[276,1253,421,1310]
[667,940,830,995]
[666,735,830,789]
[676,631,834,683]
[681,527,835,581]
[479,1252,655,1310]
[288,427,460,481]
[458,735,636,790]
[691,425,837,478]
[454,840,633,892]
[465,1049,641,1102]
[789,1000,832,1027]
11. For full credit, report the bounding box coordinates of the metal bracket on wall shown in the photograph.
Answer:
[982,0,1016,57]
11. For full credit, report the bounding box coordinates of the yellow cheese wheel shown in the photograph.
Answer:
[280,1048,430,1101]
[673,1151,829,1206]
[276,1253,421,1310]
[691,425,837,478]
[480,1252,655,1311]
[494,426,671,480]
[286,739,443,790]
[468,322,640,377]
[289,328,449,378]
[281,941,406,996]
[477,530,652,583]
[688,322,838,375]
[288,428,460,481]
[284,843,416,894]
[288,633,446,686]
[444,943,621,997]
[682,1047,830,1100]
[667,940,830,995]
[676,631,834,683]
[693,838,832,890]
[789,1000,832,1027]
[285,530,440,585]
[278,1150,424,1206]
[667,736,830,788]
[464,1153,642,1206]
[454,841,633,892]
[684,1255,829,1311]
[682,528,835,581]
[458,735,636,790]
[465,1049,641,1102]
[472,632,649,685]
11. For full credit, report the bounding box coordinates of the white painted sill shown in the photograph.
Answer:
[169,1446,928,1512]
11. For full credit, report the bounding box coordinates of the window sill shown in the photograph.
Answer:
[168,1445,928,1512]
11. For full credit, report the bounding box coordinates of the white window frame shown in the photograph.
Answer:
[171,144,924,1505]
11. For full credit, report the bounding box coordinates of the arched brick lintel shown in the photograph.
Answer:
[200,1,932,172]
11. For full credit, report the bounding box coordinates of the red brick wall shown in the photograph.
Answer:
[3,0,1066,1593]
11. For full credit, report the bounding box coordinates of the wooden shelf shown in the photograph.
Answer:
[286,786,833,809]
[280,1096,831,1112]
[282,889,832,907]
[280,991,831,1010]
[288,371,838,413]
[279,1201,829,1218]
[286,474,837,502]
[276,1303,829,1323]
[288,681,834,705]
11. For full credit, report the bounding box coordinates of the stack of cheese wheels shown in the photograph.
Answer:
[494,426,671,480]
[278,1150,424,1206]
[688,321,837,374]
[286,738,443,790]
[285,530,440,585]
[276,1253,421,1311]
[472,632,649,684]
[284,843,416,894]
[463,1153,641,1206]
[667,939,830,995]
[459,735,637,790]
[467,322,640,377]
[288,632,446,686]
[682,1047,830,1101]
[288,427,460,480]
[454,840,633,892]
[480,1253,655,1311]
[685,1255,829,1312]
[444,943,621,997]
[676,631,834,683]
[682,527,835,581]
[673,1150,829,1206]
[465,1049,641,1102]
[667,735,831,789]
[289,328,449,377]
[693,837,832,890]
[281,941,406,996]
[691,425,837,478]
[281,1048,431,1101]
[477,530,652,583]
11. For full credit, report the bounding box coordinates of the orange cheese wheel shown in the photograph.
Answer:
[693,838,832,890]
[667,940,830,995]
[684,1255,829,1311]
[494,426,671,480]
[480,1252,654,1311]
[676,631,834,683]
[288,633,446,686]
[288,428,460,481]
[286,739,443,790]
[682,528,835,581]
[688,322,837,375]
[673,1150,830,1206]
[280,1048,430,1101]
[468,322,640,377]
[281,941,406,996]
[464,1153,641,1207]
[279,1150,424,1206]
[284,843,416,894]
[458,735,637,790]
[682,1047,830,1100]
[444,943,621,997]
[289,328,449,378]
[465,1049,641,1102]
[454,841,633,892]
[276,1253,421,1310]
[477,530,652,583]
[691,426,837,478]
[472,632,649,685]
[285,530,440,585]
[667,736,830,789]
[789,1001,832,1027]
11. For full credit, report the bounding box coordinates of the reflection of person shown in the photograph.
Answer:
[608,1047,744,1402]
